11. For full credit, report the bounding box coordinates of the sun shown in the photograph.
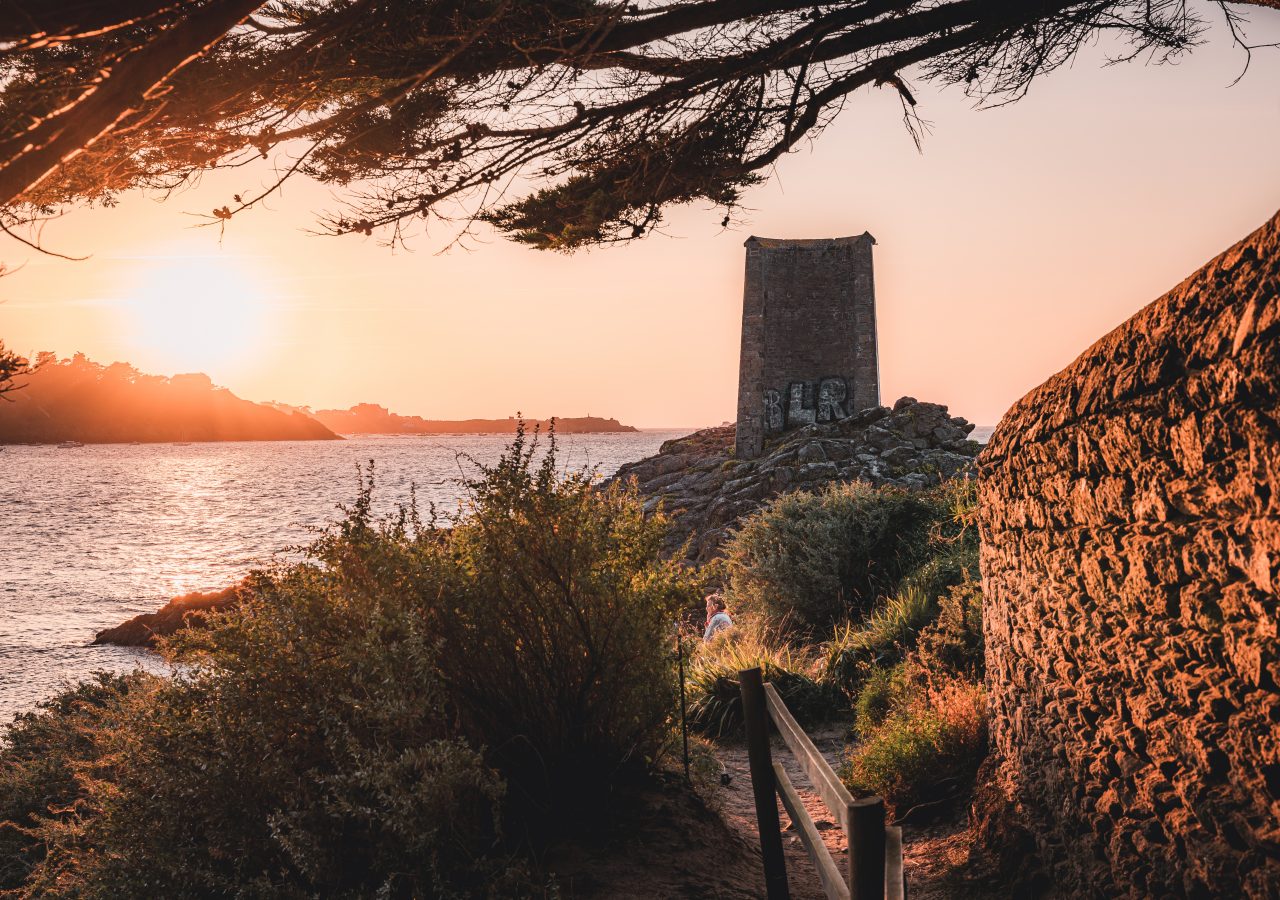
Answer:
[123,256,274,376]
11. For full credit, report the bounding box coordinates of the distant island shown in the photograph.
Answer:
[311,403,639,435]
[0,353,338,444]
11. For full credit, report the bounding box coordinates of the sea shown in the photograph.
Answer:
[0,432,685,723]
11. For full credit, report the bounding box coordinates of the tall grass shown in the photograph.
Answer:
[822,582,938,698]
[685,625,838,736]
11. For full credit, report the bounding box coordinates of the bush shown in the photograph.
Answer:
[852,664,908,736]
[2,516,522,898]
[0,672,146,891]
[842,672,988,817]
[916,579,985,678]
[723,482,943,633]
[685,625,839,737]
[432,426,696,813]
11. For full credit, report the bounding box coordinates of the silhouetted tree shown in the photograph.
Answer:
[1,0,1277,251]
[0,342,29,398]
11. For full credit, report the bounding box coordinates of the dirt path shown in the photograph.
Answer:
[711,726,974,899]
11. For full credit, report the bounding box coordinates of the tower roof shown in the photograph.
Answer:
[743,232,876,248]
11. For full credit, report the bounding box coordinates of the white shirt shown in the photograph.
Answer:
[704,611,733,642]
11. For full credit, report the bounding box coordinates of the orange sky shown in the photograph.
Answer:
[3,11,1279,428]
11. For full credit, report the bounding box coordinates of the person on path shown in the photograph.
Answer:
[703,593,733,642]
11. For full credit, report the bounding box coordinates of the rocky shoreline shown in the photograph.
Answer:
[93,583,244,647]
[610,396,980,562]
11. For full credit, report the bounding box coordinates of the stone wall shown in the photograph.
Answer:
[978,210,1280,897]
[735,234,879,458]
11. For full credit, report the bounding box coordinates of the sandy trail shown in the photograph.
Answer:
[711,725,973,900]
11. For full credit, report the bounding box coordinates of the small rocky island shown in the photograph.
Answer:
[611,396,979,562]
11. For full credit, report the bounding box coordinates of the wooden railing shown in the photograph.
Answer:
[739,667,906,900]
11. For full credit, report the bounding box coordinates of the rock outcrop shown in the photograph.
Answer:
[611,397,979,561]
[979,209,1280,897]
[94,583,244,647]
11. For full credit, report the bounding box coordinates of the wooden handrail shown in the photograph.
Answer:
[764,682,855,829]
[773,760,850,900]
[885,826,905,900]
[739,666,907,900]
[740,666,791,899]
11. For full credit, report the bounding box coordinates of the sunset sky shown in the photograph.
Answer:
[2,9,1279,428]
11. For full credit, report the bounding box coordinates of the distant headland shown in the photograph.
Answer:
[311,403,639,435]
[0,353,338,444]
[0,353,638,444]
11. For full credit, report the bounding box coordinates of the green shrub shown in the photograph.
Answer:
[894,476,980,601]
[433,426,696,812]
[2,511,523,898]
[852,664,907,736]
[685,626,839,737]
[0,672,146,891]
[842,674,988,816]
[723,482,943,633]
[916,579,985,678]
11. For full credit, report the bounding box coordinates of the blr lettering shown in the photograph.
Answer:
[763,377,849,432]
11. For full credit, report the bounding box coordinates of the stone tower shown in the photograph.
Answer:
[734,233,879,459]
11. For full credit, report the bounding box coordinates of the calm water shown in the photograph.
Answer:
[1,432,683,722]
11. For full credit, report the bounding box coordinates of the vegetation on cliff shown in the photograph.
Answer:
[5,410,989,893]
[611,398,980,562]
[0,428,698,897]
[0,353,338,444]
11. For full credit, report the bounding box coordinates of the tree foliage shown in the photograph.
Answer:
[1,0,1276,252]
[0,341,28,398]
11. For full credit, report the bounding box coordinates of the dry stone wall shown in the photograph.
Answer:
[979,210,1280,897]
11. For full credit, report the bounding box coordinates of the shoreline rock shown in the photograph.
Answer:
[94,583,245,648]
[610,397,979,562]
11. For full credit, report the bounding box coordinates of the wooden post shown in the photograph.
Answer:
[740,666,790,899]
[847,797,886,900]
[676,627,690,781]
